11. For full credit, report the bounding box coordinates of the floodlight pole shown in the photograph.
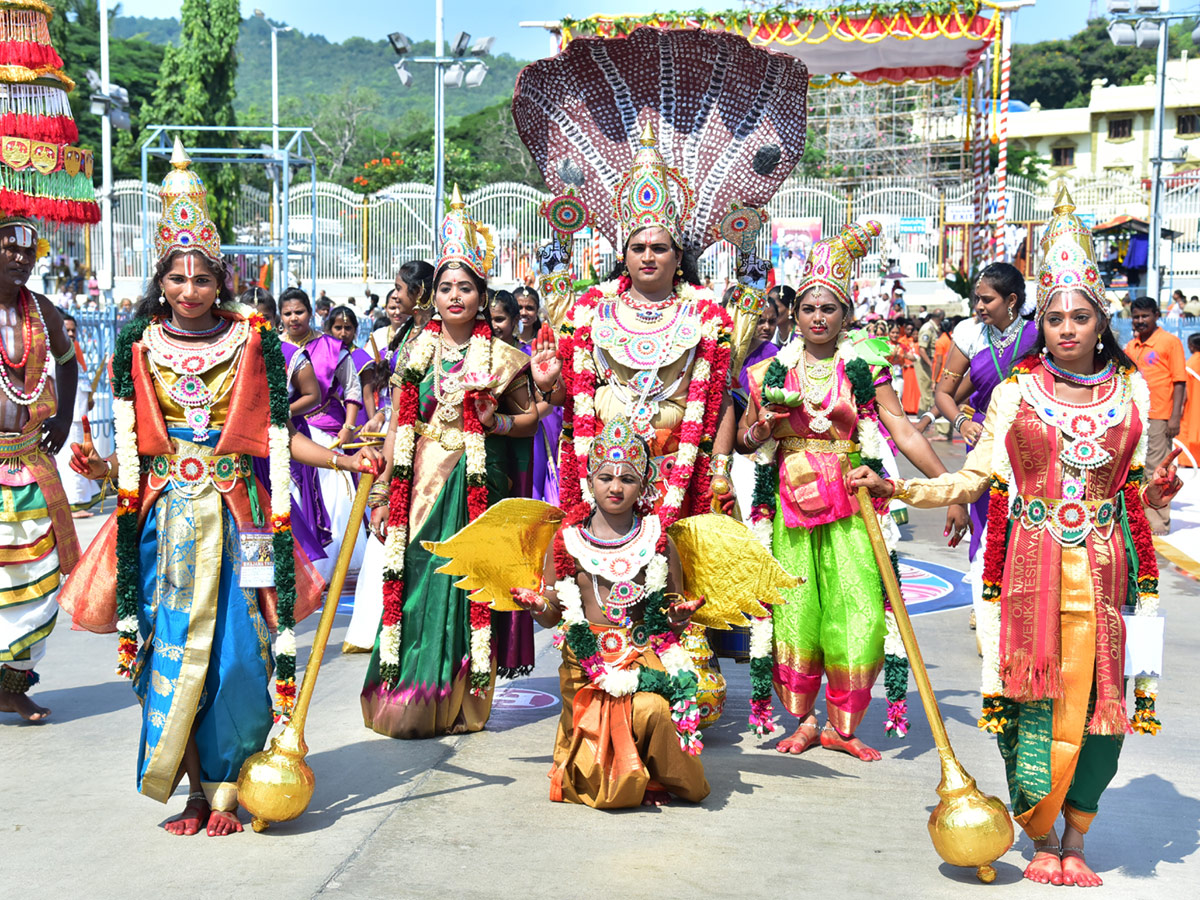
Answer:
[99,1,113,301]
[434,0,446,226]
[1148,16,1168,304]
[270,24,281,295]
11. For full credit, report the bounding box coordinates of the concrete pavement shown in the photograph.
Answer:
[3,443,1198,899]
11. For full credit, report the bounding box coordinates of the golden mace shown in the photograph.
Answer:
[856,487,1014,883]
[237,468,376,832]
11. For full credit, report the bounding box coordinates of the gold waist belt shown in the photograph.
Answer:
[1010,492,1118,546]
[779,437,859,455]
[148,450,251,496]
[415,419,465,452]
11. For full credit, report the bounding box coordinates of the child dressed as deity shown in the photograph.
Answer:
[510,418,710,809]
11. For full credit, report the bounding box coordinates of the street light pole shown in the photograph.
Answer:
[1148,15,1168,303]
[434,0,446,224]
[255,10,291,296]
[98,1,113,301]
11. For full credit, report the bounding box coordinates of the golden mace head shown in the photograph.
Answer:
[236,721,315,832]
[927,751,1015,883]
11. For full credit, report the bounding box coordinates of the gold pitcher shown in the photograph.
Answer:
[857,487,1014,882]
[237,472,375,831]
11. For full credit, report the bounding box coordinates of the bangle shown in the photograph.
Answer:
[490,413,514,436]
[744,421,769,448]
[1140,483,1169,510]
[954,414,967,433]
[367,483,390,509]
[708,453,732,479]
[888,477,911,502]
[330,455,340,471]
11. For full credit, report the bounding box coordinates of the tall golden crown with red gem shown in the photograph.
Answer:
[154,138,222,263]
[0,0,99,229]
[1035,184,1103,319]
[613,123,695,249]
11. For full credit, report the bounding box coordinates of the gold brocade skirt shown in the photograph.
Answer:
[549,639,709,809]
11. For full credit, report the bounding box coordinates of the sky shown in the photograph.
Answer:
[113,0,1101,61]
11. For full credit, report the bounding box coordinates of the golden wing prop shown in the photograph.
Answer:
[423,498,564,612]
[667,514,801,630]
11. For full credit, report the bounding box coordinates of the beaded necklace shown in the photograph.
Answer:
[0,291,49,407]
[1042,355,1116,388]
[799,345,839,434]
[160,317,229,339]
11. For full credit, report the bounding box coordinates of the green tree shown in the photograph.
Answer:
[1010,19,1166,109]
[139,0,241,236]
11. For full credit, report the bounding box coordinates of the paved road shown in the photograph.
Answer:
[4,442,1198,899]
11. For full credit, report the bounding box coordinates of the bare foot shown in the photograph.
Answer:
[820,725,882,761]
[1023,839,1063,885]
[207,808,244,836]
[164,795,210,836]
[775,719,820,755]
[0,689,50,721]
[71,509,94,519]
[641,789,672,807]
[1061,847,1102,887]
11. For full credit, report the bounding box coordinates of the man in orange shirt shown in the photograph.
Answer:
[1125,297,1187,533]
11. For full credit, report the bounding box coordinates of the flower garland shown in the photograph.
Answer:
[747,337,908,736]
[380,317,496,695]
[553,512,702,755]
[111,310,296,719]
[548,277,730,750]
[557,277,730,520]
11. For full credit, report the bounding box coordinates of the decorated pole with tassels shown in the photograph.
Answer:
[993,11,1011,264]
[970,64,987,269]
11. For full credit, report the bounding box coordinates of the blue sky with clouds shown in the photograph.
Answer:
[115,1,1100,61]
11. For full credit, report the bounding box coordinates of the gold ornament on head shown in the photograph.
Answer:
[1034,182,1104,320]
[153,137,222,264]
[436,184,495,279]
[613,121,695,250]
[795,220,882,308]
[588,416,650,481]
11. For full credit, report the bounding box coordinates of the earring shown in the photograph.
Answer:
[675,267,683,277]
[1040,346,1048,357]
[432,311,442,320]
[158,295,167,306]
[1096,337,1103,352]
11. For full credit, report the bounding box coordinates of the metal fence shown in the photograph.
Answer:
[56,169,1200,298]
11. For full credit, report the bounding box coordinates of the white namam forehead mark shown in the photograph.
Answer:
[1047,290,1093,316]
[0,224,36,248]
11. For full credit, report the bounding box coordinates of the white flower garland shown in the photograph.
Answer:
[268,422,293,660]
[1130,371,1150,470]
[114,398,140,638]
[556,544,695,699]
[978,597,1004,696]
[378,329,439,672]
[380,321,495,687]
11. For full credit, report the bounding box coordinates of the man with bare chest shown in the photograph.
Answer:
[0,218,81,722]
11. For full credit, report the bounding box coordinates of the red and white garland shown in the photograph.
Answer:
[551,277,732,751]
[380,317,496,694]
[558,277,731,520]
